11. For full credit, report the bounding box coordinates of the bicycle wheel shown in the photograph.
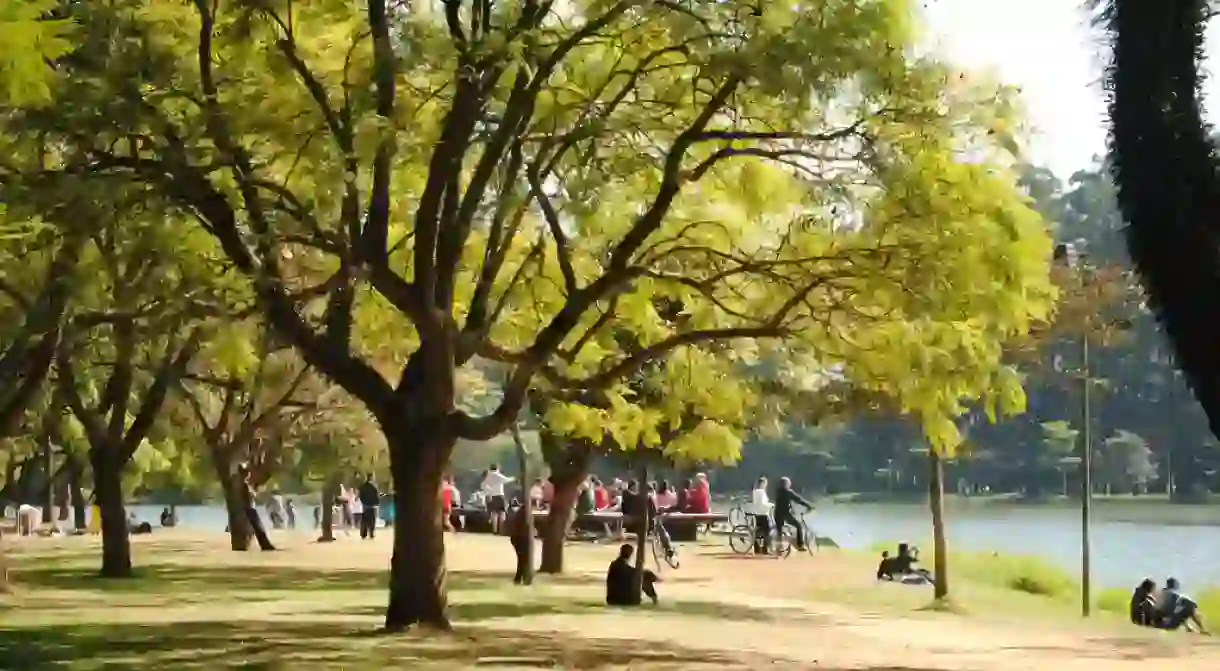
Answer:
[662,538,680,569]
[728,524,754,555]
[774,528,793,558]
[650,530,666,571]
[803,523,818,555]
[728,504,747,528]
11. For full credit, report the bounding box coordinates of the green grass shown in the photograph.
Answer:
[865,540,1220,622]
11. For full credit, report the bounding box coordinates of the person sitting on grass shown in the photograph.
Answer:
[1130,578,1158,627]
[876,543,933,584]
[1157,577,1209,633]
[606,544,659,606]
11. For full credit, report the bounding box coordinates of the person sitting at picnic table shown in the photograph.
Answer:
[687,473,711,514]
[676,479,693,512]
[592,476,609,511]
[606,544,659,606]
[654,481,679,511]
[576,481,596,516]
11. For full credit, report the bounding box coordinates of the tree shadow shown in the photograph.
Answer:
[10,564,510,595]
[0,619,775,669]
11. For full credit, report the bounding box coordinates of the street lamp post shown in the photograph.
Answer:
[1054,241,1093,618]
[1080,321,1093,618]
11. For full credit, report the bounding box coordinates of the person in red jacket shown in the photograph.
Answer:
[592,476,609,511]
[687,473,711,514]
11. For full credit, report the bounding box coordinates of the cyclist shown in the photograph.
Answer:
[774,476,813,552]
[748,476,772,554]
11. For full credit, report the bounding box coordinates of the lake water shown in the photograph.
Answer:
[125,501,1220,589]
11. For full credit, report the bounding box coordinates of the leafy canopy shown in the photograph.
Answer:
[11,0,1051,462]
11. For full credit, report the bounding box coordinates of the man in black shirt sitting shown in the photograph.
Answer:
[774,477,813,551]
[606,544,658,606]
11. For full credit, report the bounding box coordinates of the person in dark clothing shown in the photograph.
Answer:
[606,544,658,606]
[1157,577,1208,633]
[876,551,894,580]
[774,477,813,551]
[1130,578,1158,626]
[238,463,276,551]
[357,474,380,539]
[506,504,533,584]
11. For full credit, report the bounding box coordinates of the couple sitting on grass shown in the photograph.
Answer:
[1131,577,1209,633]
[876,542,934,585]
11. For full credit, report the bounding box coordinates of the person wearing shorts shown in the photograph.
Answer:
[481,465,514,534]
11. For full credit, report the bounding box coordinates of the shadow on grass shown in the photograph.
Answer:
[0,619,767,669]
[10,564,526,595]
[330,597,786,623]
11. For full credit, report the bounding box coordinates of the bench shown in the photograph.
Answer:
[659,513,727,542]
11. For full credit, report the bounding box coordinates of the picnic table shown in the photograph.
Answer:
[531,510,728,542]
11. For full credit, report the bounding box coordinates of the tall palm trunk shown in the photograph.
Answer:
[1107,0,1220,444]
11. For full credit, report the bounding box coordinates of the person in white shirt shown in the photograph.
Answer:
[481,465,515,534]
[351,492,364,531]
[748,477,772,555]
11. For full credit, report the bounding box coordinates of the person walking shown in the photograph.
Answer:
[358,473,380,539]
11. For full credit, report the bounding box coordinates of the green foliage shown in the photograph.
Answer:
[0,0,75,105]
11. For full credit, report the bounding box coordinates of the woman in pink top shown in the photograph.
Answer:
[654,480,679,511]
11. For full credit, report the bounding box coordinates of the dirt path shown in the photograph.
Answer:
[477,536,1220,670]
[10,529,1220,670]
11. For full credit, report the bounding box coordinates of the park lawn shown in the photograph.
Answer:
[0,533,784,670]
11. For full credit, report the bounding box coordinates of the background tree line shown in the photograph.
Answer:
[714,162,1218,501]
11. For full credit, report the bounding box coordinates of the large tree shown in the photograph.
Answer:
[1104,0,1220,441]
[18,0,1053,629]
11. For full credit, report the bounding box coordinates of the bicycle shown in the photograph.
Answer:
[728,511,789,557]
[779,512,817,557]
[650,518,680,570]
[726,496,748,528]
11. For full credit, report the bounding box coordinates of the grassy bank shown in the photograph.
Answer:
[861,541,1220,620]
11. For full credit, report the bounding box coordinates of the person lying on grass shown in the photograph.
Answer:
[606,544,659,606]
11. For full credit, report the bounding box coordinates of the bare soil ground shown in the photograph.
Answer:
[1,528,1218,669]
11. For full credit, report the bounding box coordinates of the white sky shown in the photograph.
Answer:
[921,0,1220,175]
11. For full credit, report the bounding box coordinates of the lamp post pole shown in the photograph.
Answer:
[1080,329,1092,617]
[1055,240,1093,618]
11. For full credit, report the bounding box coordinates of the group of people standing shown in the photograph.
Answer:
[316,475,382,539]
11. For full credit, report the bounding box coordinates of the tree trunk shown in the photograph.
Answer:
[212,448,251,551]
[384,424,454,631]
[631,462,648,605]
[538,433,591,574]
[318,479,336,542]
[68,456,87,531]
[929,450,949,601]
[538,470,585,574]
[1107,0,1220,442]
[0,533,9,593]
[513,422,534,586]
[222,475,252,551]
[91,449,131,578]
